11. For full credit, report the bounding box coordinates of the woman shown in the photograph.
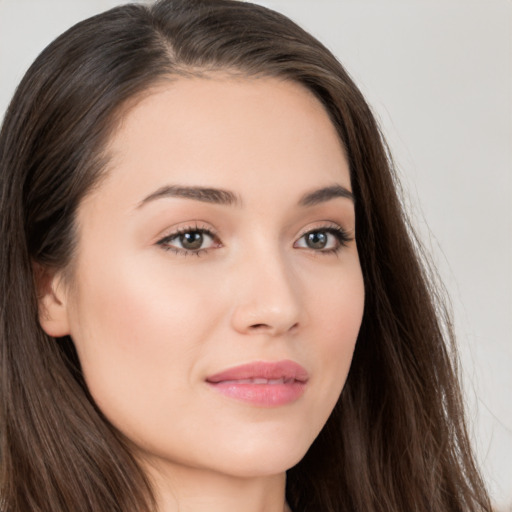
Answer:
[0,0,491,511]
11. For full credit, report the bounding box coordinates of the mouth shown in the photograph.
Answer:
[205,360,309,407]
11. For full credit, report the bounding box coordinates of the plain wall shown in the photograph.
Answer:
[1,0,510,508]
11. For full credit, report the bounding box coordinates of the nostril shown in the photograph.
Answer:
[248,322,299,333]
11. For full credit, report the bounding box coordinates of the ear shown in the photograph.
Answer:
[33,263,71,337]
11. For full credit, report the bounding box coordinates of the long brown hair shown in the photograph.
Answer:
[0,1,491,511]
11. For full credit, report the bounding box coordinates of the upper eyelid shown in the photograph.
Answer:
[296,221,351,238]
[167,226,216,238]
[157,223,218,241]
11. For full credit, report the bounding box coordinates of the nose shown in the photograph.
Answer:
[230,249,303,337]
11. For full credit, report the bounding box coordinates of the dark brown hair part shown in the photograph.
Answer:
[0,1,491,511]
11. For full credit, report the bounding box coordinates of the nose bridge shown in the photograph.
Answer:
[230,238,303,335]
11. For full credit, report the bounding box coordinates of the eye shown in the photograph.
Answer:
[294,227,352,253]
[157,227,220,255]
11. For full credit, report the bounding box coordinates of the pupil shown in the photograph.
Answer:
[307,232,327,249]
[181,231,203,250]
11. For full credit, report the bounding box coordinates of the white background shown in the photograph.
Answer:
[0,0,510,509]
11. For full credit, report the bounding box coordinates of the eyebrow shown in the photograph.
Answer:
[138,185,240,208]
[138,183,354,209]
[298,184,354,207]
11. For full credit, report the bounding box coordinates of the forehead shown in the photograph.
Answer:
[93,76,350,209]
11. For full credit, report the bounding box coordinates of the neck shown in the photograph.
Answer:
[145,461,290,512]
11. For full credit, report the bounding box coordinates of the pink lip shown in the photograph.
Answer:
[206,360,309,407]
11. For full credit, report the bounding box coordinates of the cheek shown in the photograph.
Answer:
[307,254,364,343]
[304,260,364,414]
[321,273,364,360]
[67,254,223,438]
[72,252,220,349]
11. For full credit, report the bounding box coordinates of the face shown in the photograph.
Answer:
[44,77,365,480]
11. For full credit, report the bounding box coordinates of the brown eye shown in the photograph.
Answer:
[179,231,204,250]
[158,228,219,254]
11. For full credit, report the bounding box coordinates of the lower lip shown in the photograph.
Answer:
[207,381,306,407]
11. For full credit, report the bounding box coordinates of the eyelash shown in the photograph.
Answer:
[157,224,220,257]
[156,224,353,256]
[295,225,353,255]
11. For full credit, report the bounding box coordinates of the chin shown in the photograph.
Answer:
[214,451,306,479]
[203,426,316,478]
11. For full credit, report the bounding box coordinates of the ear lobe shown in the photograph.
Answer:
[33,263,71,338]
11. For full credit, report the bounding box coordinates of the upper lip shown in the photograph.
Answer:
[206,360,309,384]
